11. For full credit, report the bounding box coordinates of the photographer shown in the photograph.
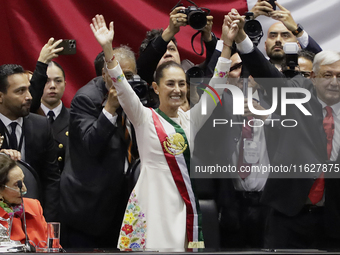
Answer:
[137,6,217,108]
[249,0,322,70]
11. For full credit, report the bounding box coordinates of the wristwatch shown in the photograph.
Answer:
[292,23,304,36]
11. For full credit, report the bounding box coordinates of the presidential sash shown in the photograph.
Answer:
[151,108,204,248]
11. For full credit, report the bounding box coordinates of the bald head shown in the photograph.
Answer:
[265,22,298,65]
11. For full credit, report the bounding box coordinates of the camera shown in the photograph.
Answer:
[54,39,76,55]
[243,12,263,46]
[127,75,150,106]
[178,6,207,30]
[186,66,204,86]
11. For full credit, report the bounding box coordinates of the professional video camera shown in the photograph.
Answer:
[244,12,263,46]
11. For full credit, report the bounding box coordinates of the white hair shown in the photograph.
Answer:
[313,50,340,74]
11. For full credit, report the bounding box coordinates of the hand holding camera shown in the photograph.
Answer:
[163,6,187,41]
[250,0,276,18]
[269,2,301,36]
[38,37,64,64]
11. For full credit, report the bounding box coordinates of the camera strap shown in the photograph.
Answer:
[191,31,204,56]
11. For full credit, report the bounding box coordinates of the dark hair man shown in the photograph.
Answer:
[0,64,60,222]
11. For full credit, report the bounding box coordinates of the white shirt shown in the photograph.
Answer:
[232,90,270,191]
[40,102,63,120]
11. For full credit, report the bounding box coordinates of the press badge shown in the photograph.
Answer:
[243,138,261,164]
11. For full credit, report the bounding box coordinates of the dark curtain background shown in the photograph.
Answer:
[0,0,248,107]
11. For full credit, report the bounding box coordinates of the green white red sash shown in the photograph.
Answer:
[151,108,204,248]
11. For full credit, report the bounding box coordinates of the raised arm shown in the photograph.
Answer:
[30,38,63,113]
[91,15,147,126]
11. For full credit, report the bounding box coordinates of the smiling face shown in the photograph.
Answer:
[0,166,27,205]
[157,41,181,69]
[265,22,297,64]
[312,60,340,106]
[0,73,32,120]
[153,65,187,117]
[42,63,66,109]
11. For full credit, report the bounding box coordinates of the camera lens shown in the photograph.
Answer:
[244,20,262,37]
[188,11,207,30]
[186,66,204,85]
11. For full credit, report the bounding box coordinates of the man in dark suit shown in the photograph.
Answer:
[249,0,322,68]
[0,64,60,222]
[60,46,137,248]
[35,61,69,172]
[230,8,340,249]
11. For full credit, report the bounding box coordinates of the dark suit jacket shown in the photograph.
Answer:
[37,105,70,172]
[239,47,340,218]
[60,76,128,236]
[0,113,60,222]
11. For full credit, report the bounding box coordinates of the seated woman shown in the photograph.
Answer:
[0,153,47,247]
[90,14,238,250]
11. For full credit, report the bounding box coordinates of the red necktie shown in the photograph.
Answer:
[308,106,334,204]
[237,117,253,179]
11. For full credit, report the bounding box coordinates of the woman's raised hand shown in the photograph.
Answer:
[90,15,114,50]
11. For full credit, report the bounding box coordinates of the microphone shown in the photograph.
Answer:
[17,180,35,252]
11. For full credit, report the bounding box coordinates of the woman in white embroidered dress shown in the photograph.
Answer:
[90,14,238,250]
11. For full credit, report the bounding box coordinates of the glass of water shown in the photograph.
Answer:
[47,222,60,252]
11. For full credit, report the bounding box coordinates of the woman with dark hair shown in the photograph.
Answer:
[0,154,48,248]
[91,14,238,250]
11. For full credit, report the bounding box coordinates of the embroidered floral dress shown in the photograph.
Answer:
[107,57,231,250]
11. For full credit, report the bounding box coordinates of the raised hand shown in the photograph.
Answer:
[227,9,247,44]
[90,14,114,49]
[221,15,239,46]
[162,7,187,42]
[90,14,116,68]
[249,0,274,18]
[269,2,298,33]
[201,15,214,42]
[38,38,63,64]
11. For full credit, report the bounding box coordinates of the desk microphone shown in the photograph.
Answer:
[17,180,35,252]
